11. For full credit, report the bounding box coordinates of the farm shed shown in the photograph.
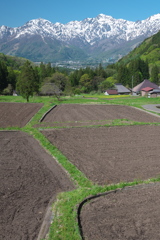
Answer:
[132,79,159,95]
[149,89,160,97]
[141,87,153,96]
[115,83,131,95]
[104,89,118,95]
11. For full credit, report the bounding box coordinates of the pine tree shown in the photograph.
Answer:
[139,59,149,79]
[0,61,8,92]
[150,65,159,85]
[39,62,47,82]
[117,65,129,86]
[46,62,52,77]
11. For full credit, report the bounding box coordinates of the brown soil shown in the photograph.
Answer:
[80,182,160,240]
[42,125,160,185]
[0,102,43,127]
[0,131,74,240]
[39,104,160,127]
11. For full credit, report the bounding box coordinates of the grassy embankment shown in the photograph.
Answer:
[1,94,160,240]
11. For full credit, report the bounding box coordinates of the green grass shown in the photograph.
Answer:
[47,176,160,240]
[1,94,160,239]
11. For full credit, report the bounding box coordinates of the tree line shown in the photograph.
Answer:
[0,56,160,101]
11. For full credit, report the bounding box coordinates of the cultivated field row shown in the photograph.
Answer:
[1,102,160,239]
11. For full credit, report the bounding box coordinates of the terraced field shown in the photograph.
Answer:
[39,104,160,127]
[1,102,160,240]
[0,103,74,240]
[42,125,160,185]
[41,104,160,240]
[0,102,43,127]
[80,182,160,240]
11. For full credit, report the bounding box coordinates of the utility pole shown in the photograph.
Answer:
[131,75,134,95]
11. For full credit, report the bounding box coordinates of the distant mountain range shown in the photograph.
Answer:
[0,13,160,64]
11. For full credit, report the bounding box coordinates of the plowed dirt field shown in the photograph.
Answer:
[0,131,74,240]
[80,182,160,240]
[40,104,160,127]
[42,125,160,185]
[2,102,160,240]
[0,102,43,127]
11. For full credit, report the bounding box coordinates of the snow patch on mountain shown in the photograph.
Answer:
[0,13,160,63]
[1,13,159,44]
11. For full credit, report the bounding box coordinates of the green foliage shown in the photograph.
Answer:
[2,84,13,95]
[0,53,28,69]
[118,31,160,68]
[98,77,115,92]
[40,72,70,100]
[150,64,159,84]
[117,64,129,86]
[79,73,92,93]
[7,67,17,89]
[0,61,8,92]
[16,61,40,102]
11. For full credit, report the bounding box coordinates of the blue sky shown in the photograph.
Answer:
[1,0,160,27]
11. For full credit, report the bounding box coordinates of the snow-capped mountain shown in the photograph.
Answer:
[0,13,160,63]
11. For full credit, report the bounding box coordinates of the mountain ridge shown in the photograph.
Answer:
[0,13,160,64]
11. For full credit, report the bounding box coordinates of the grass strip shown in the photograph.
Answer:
[47,176,160,240]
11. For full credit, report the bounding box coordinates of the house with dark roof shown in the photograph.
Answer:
[104,89,118,95]
[105,83,131,95]
[132,79,159,95]
[115,83,131,95]
[149,89,160,97]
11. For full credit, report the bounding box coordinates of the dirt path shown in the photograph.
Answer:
[142,104,160,113]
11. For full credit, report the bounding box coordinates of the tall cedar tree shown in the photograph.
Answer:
[150,65,159,84]
[16,61,39,102]
[117,65,129,86]
[0,61,8,92]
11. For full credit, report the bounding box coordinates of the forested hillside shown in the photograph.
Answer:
[113,31,160,87]
[0,53,29,69]
[118,31,160,66]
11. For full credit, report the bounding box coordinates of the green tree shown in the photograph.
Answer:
[117,65,129,86]
[95,63,107,78]
[39,62,47,82]
[0,61,8,92]
[150,65,159,85]
[49,72,68,91]
[46,62,52,77]
[16,61,39,102]
[7,67,17,90]
[33,66,40,94]
[98,77,115,92]
[133,71,143,86]
[128,58,149,86]
[40,83,62,100]
[92,76,105,91]
[69,70,79,87]
[41,72,69,100]
[139,59,149,79]
[79,74,92,93]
